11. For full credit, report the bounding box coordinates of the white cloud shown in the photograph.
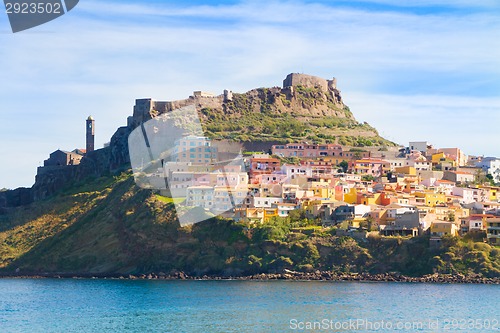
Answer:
[0,0,499,188]
[336,0,500,9]
[345,91,500,155]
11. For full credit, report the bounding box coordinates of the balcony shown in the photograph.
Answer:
[487,226,500,231]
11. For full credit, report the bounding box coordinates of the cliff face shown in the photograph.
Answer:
[130,73,350,129]
[196,74,389,145]
[125,73,392,148]
[31,126,132,201]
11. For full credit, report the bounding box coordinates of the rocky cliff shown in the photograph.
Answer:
[129,73,392,146]
[31,126,131,201]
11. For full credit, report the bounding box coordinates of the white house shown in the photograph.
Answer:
[185,186,214,209]
[385,203,417,219]
[409,141,429,154]
[353,204,371,219]
[215,172,248,187]
[212,185,249,213]
[253,196,283,208]
[452,187,475,204]
[272,202,299,217]
[477,157,500,183]
[281,164,313,180]
[405,151,431,171]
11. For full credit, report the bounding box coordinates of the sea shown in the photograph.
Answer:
[0,279,499,332]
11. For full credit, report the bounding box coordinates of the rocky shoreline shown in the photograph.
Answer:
[1,270,499,284]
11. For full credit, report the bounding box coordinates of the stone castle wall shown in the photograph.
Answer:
[130,96,225,129]
[0,187,33,210]
[283,73,337,92]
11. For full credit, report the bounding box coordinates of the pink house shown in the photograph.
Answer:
[351,159,385,177]
[272,143,343,157]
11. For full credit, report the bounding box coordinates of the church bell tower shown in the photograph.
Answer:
[86,116,95,153]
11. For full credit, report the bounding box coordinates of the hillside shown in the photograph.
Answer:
[130,73,396,148]
[198,75,394,147]
[1,172,499,278]
[0,73,497,279]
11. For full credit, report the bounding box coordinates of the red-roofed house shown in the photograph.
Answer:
[443,170,474,184]
[351,159,385,177]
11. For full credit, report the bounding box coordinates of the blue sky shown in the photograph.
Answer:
[0,0,499,189]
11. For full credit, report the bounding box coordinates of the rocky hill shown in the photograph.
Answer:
[200,73,388,146]
[131,73,395,147]
[1,73,459,278]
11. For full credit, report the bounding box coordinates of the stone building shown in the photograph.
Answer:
[43,149,83,167]
[86,116,95,153]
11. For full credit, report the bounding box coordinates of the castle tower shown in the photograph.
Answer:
[86,116,95,153]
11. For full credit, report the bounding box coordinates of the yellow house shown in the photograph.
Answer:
[489,187,498,202]
[432,152,457,170]
[432,206,469,225]
[234,208,264,223]
[234,207,279,223]
[310,185,335,199]
[430,221,459,237]
[394,166,416,176]
[301,198,334,217]
[369,208,387,226]
[343,187,358,204]
[395,195,410,205]
[431,152,446,164]
[264,208,279,221]
[478,186,499,202]
[414,191,446,207]
[357,192,381,205]
[322,156,351,167]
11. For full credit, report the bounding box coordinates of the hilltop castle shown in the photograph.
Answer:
[129,73,343,129]
[0,73,344,207]
[283,73,338,92]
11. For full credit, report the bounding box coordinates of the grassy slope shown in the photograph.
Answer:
[0,172,499,277]
[0,173,175,274]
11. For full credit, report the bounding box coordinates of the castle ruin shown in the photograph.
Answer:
[283,73,337,92]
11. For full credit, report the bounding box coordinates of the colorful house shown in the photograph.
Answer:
[233,207,279,223]
[486,217,500,245]
[430,221,459,237]
[249,157,281,179]
[414,191,446,207]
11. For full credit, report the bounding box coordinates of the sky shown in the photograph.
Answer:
[0,0,499,189]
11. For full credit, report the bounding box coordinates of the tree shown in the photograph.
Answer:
[358,220,368,231]
[473,168,491,185]
[365,216,377,231]
[486,174,496,186]
[339,161,349,173]
[447,211,456,222]
[288,208,307,222]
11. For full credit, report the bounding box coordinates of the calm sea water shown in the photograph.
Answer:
[0,279,499,332]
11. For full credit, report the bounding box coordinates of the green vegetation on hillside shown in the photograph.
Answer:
[0,172,497,278]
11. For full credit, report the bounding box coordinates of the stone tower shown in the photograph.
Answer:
[86,115,95,153]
